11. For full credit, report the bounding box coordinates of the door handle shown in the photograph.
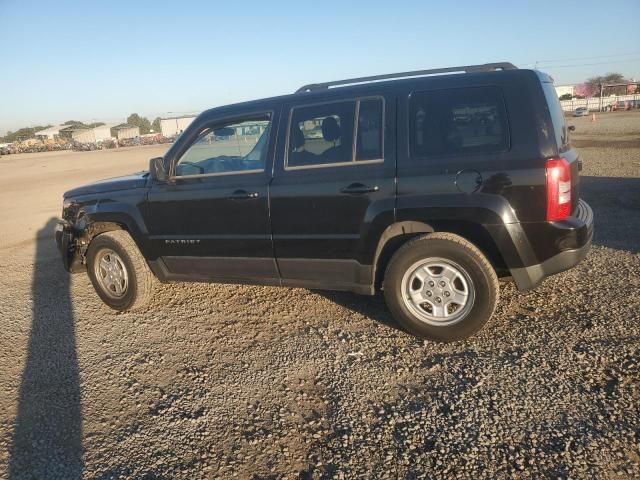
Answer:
[229,189,259,200]
[340,183,380,194]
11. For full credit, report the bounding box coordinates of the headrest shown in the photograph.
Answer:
[291,125,305,150]
[322,116,341,142]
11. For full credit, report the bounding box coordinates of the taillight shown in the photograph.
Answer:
[546,157,572,221]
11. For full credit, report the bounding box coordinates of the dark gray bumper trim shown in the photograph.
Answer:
[510,199,594,291]
[510,238,592,291]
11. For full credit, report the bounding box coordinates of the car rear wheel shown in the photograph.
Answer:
[383,232,499,341]
[86,230,156,311]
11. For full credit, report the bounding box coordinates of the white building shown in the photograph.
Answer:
[59,124,112,143]
[110,123,140,140]
[34,125,69,140]
[160,116,196,137]
[555,84,575,98]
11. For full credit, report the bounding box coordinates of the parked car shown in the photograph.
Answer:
[573,107,589,116]
[0,143,12,155]
[56,62,593,341]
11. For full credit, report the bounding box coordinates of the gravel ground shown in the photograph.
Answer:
[0,112,638,479]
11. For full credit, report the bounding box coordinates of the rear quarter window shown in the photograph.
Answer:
[541,81,568,149]
[410,86,509,159]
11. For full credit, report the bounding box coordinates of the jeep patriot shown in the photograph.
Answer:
[56,62,594,341]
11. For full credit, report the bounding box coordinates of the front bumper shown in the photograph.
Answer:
[55,222,85,273]
[509,199,594,290]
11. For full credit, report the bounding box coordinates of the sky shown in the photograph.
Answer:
[1,0,639,135]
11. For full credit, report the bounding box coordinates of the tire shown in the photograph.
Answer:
[86,230,156,311]
[383,232,499,342]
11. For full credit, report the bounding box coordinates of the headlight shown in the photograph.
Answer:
[62,198,71,216]
[62,198,78,222]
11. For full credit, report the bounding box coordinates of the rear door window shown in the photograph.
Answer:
[410,86,509,159]
[286,98,385,169]
[356,98,384,161]
[287,101,356,168]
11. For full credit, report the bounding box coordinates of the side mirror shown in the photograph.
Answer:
[149,157,168,182]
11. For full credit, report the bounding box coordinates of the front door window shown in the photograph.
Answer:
[175,116,271,177]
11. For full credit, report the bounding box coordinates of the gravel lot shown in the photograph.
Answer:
[0,112,638,479]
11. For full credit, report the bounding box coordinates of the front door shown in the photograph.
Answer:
[143,111,279,282]
[269,94,396,291]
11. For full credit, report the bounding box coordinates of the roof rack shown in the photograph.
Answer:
[296,62,517,93]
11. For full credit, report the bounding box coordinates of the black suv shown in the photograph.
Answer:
[56,62,593,341]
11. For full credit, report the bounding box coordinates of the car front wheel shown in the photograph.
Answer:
[86,230,156,311]
[383,232,499,341]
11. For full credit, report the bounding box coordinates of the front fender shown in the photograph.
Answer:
[71,190,149,255]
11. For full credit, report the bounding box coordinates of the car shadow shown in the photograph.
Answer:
[580,176,640,253]
[314,290,406,334]
[9,218,83,478]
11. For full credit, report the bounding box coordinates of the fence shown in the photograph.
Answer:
[560,93,640,112]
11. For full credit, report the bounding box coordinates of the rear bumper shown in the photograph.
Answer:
[509,200,594,290]
[55,222,85,273]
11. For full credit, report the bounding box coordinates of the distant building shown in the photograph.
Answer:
[555,84,575,98]
[58,124,112,143]
[34,125,68,140]
[110,123,140,140]
[160,116,196,137]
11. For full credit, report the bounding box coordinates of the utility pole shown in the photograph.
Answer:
[599,84,603,112]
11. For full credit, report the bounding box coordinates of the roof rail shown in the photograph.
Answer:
[296,62,517,93]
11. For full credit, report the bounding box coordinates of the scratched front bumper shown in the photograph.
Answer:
[55,222,85,273]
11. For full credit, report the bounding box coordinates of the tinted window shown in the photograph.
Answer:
[288,101,355,168]
[356,99,384,161]
[410,87,509,158]
[541,81,568,148]
[175,116,271,176]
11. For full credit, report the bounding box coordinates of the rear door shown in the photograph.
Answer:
[269,94,396,290]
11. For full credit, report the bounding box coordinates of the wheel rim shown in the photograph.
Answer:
[94,249,129,299]
[400,257,475,327]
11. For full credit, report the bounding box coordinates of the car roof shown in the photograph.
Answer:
[197,66,543,121]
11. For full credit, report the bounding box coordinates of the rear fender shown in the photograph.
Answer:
[374,201,538,288]
[372,221,438,288]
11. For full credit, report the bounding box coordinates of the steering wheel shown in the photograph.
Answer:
[177,161,205,175]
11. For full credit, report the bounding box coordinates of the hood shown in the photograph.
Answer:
[64,171,149,198]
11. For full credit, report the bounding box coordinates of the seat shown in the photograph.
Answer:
[289,125,317,167]
[291,125,305,150]
[321,116,345,162]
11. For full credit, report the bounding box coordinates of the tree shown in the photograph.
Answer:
[559,93,573,101]
[151,117,161,135]
[574,84,589,98]
[585,73,627,97]
[126,113,151,135]
[1,125,52,143]
[62,120,105,128]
